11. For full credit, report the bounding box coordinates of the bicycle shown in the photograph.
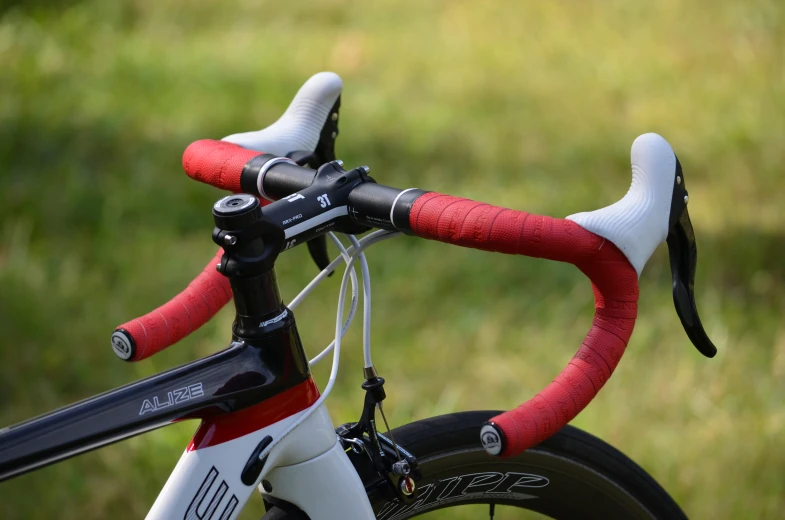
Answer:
[0,72,717,519]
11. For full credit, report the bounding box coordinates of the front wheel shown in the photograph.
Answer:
[263,410,687,519]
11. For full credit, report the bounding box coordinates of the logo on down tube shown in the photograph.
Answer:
[376,471,549,520]
[139,383,204,415]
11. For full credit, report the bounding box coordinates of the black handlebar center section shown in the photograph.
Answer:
[349,184,426,233]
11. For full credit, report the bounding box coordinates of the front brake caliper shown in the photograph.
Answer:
[336,377,421,505]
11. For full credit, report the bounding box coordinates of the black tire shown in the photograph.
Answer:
[263,410,687,519]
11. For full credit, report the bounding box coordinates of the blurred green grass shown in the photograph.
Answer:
[0,0,783,518]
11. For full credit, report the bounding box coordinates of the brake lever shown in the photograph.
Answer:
[285,95,342,275]
[306,237,332,272]
[665,157,717,358]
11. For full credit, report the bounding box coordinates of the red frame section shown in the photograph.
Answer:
[188,378,320,451]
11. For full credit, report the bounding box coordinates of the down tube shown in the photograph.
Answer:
[146,405,374,520]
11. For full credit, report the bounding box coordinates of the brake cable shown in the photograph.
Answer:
[252,230,400,481]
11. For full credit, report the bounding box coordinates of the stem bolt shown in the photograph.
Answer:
[224,235,237,246]
[361,165,371,174]
[676,175,682,185]
[684,194,689,204]
[331,112,339,121]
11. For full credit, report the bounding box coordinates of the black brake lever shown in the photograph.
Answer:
[285,96,342,275]
[665,157,717,358]
[306,238,332,273]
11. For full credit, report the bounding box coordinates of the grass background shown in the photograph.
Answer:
[0,0,783,518]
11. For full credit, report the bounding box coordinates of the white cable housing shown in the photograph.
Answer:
[346,235,374,369]
[257,231,400,477]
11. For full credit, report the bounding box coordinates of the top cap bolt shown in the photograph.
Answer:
[212,194,262,230]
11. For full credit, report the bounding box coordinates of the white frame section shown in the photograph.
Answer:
[147,405,374,520]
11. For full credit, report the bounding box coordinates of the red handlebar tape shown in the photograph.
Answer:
[182,139,260,192]
[112,248,232,361]
[409,192,639,457]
